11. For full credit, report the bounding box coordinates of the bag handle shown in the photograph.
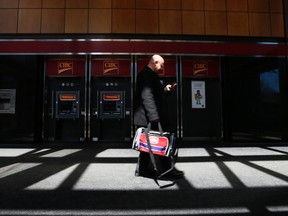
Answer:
[147,122,164,135]
[145,121,164,174]
[145,122,175,180]
[145,123,158,173]
[145,122,176,188]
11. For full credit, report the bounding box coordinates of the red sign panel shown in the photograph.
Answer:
[137,58,176,77]
[182,58,219,78]
[46,59,85,77]
[91,59,130,77]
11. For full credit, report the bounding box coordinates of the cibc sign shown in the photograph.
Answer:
[91,59,130,77]
[193,62,208,76]
[58,61,73,75]
[182,59,219,78]
[46,59,85,77]
[103,61,119,75]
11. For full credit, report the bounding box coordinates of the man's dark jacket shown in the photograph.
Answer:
[133,66,169,129]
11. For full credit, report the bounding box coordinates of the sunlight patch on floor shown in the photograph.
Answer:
[0,148,35,157]
[224,161,288,187]
[40,149,82,158]
[0,207,251,215]
[0,163,41,179]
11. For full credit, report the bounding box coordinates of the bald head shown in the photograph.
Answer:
[148,54,165,72]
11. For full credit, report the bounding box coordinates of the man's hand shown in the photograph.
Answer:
[165,83,177,91]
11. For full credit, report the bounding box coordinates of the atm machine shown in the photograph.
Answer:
[44,58,86,142]
[90,58,131,142]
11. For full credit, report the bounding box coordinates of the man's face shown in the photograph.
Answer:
[154,59,164,72]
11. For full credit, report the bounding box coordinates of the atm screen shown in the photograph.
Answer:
[103,93,120,101]
[0,98,11,112]
[0,98,10,106]
[59,94,77,101]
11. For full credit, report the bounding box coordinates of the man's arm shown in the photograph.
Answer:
[141,86,159,122]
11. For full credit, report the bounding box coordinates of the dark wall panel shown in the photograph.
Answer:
[0,56,43,143]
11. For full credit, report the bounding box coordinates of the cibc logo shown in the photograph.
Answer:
[193,62,208,76]
[103,61,119,75]
[58,61,73,74]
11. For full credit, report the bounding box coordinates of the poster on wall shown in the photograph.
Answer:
[191,81,206,109]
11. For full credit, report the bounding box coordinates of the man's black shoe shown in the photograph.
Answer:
[173,168,184,176]
[161,168,184,179]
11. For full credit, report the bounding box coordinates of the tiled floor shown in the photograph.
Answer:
[0,144,288,215]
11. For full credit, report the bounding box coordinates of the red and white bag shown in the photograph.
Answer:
[132,123,176,157]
